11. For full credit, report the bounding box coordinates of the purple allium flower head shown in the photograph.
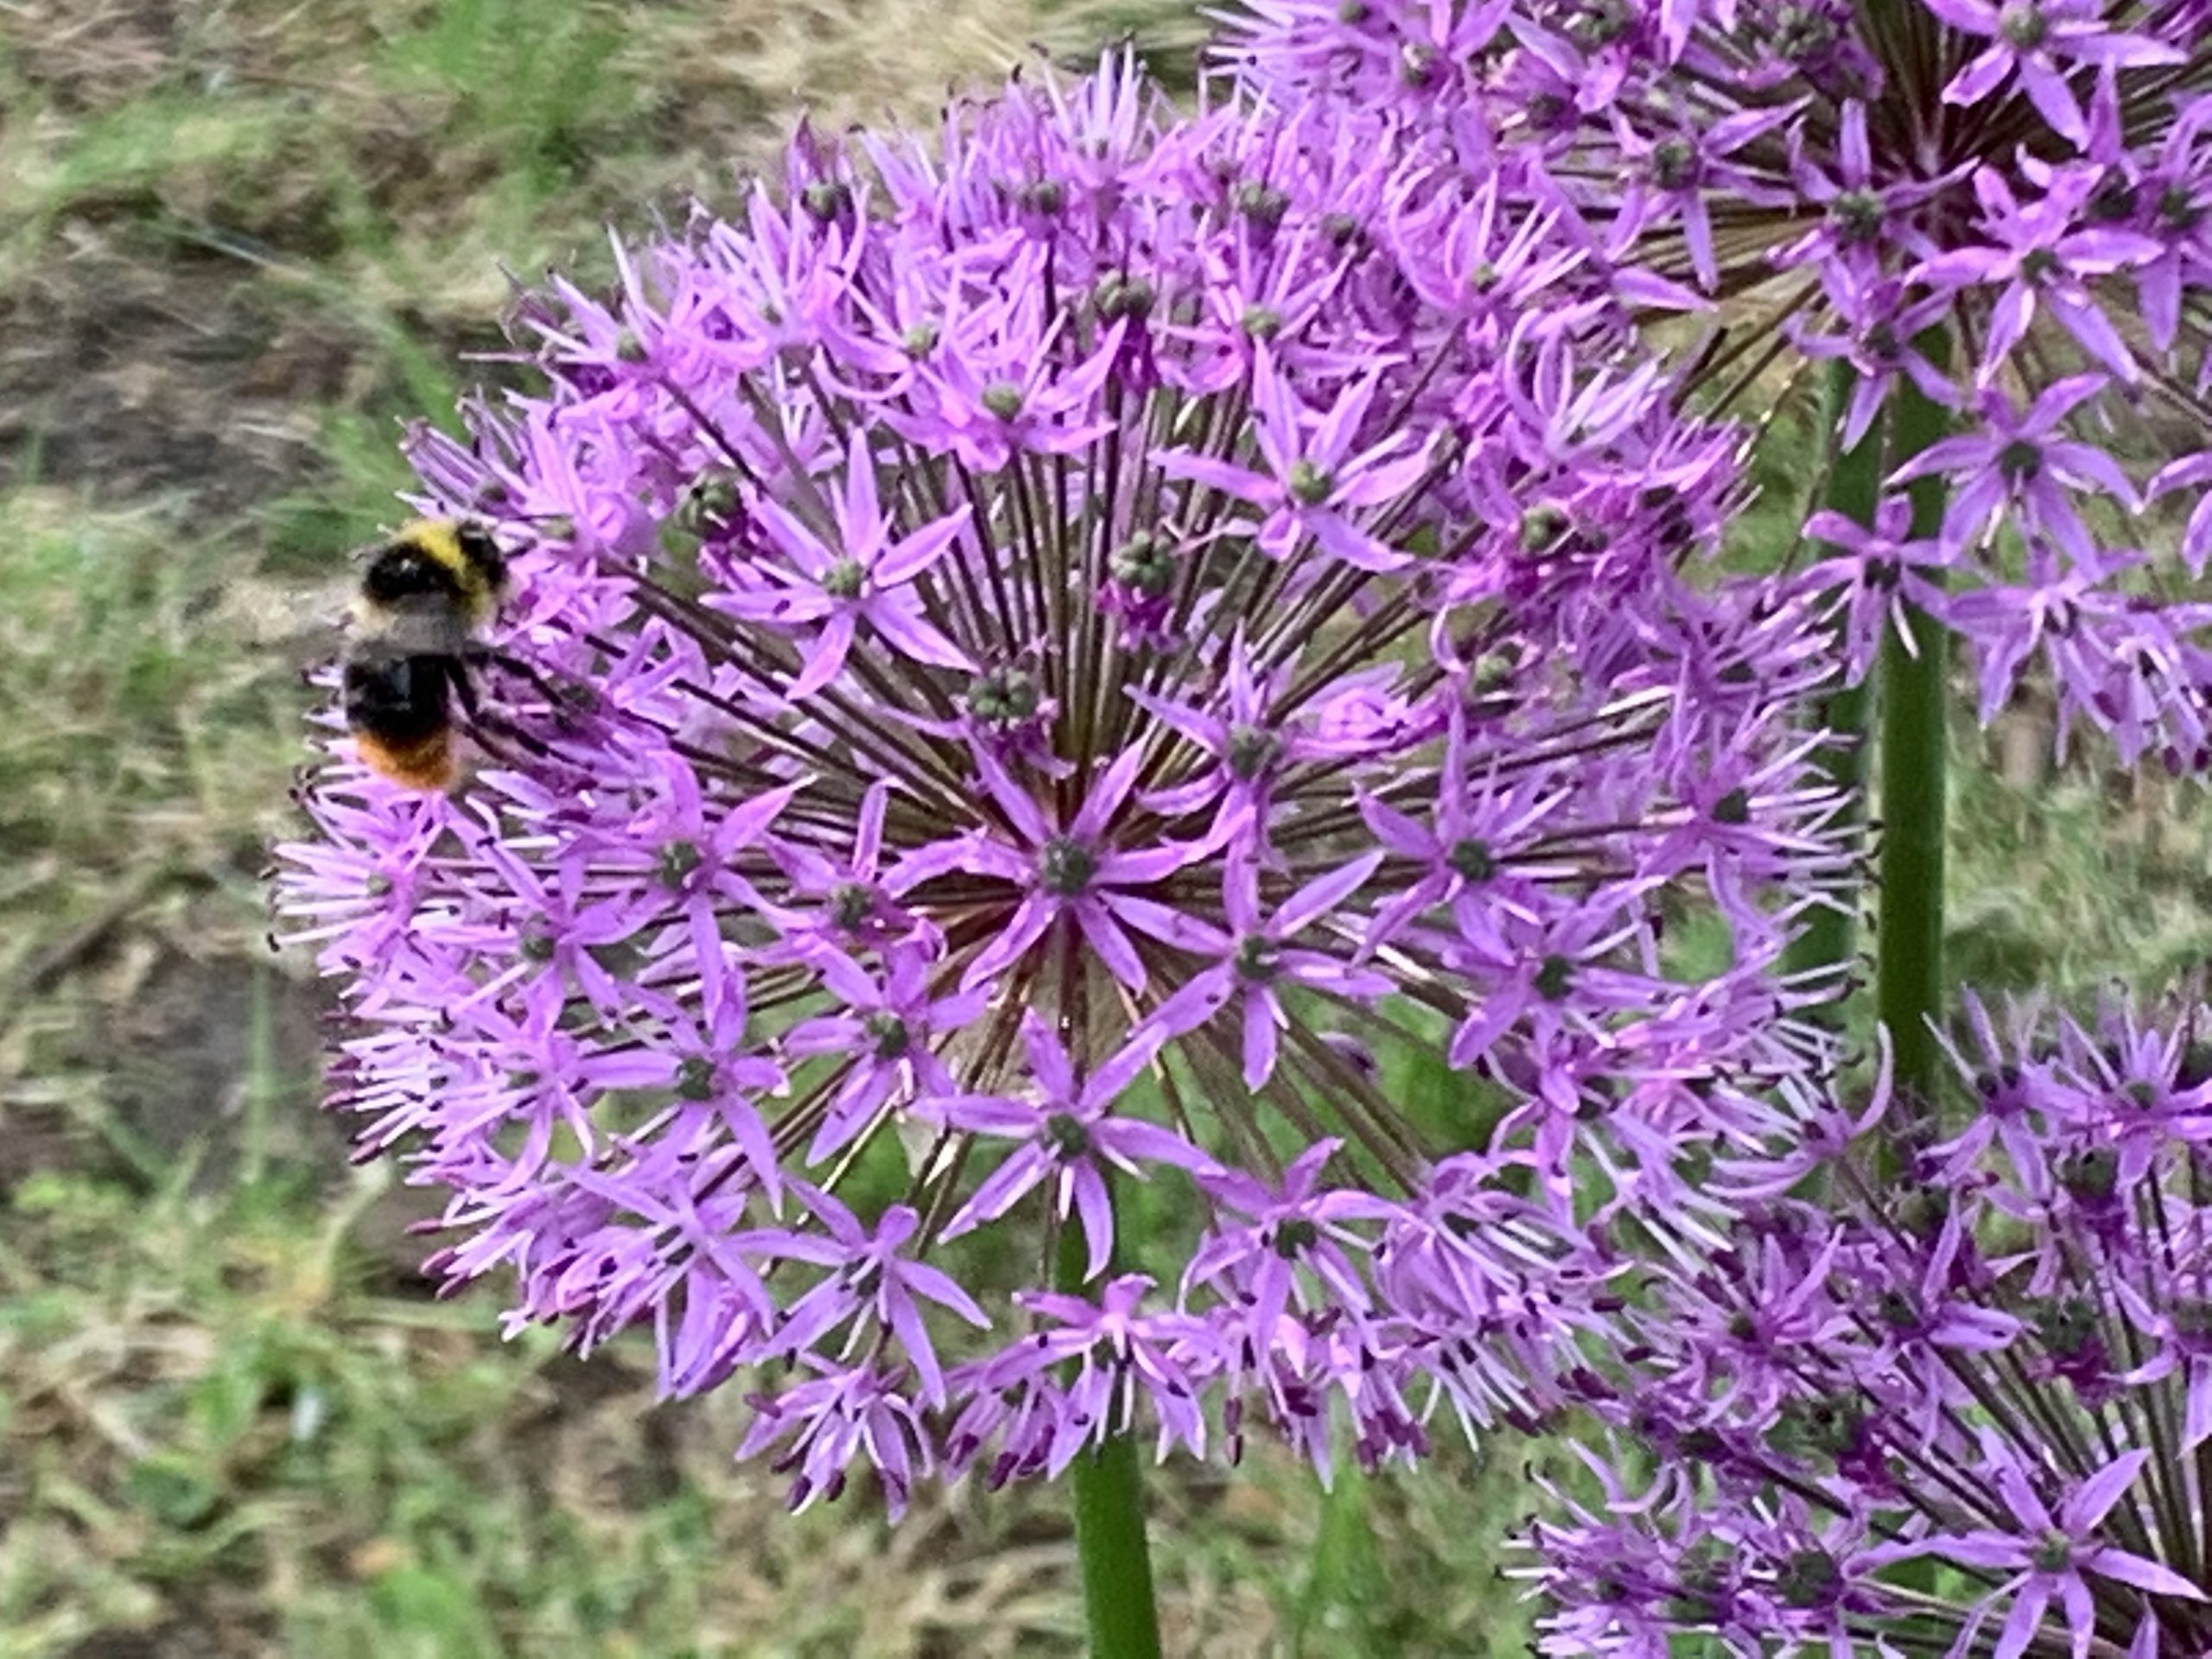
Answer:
[276,58,1854,1509]
[1222,0,2212,772]
[1514,988,2212,1655]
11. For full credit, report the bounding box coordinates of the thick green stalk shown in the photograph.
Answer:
[1785,362,1884,1007]
[1055,1208,1164,1659]
[1296,1454,1385,1647]
[1874,334,1951,1121]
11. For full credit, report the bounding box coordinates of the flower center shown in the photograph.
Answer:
[1518,502,1570,553]
[1777,1550,1840,1610]
[900,321,940,357]
[1999,0,2048,46]
[1877,1288,1921,1331]
[1109,532,1178,597]
[830,881,875,931]
[2032,1295,2099,1359]
[1039,836,1096,896]
[1974,1062,2022,1108]
[1773,3,1837,59]
[967,666,1042,724]
[1232,181,1291,229]
[981,382,1026,422]
[1650,137,1699,192]
[801,180,853,220]
[1287,459,1335,505]
[821,557,867,599]
[1466,651,1518,702]
[1241,304,1284,340]
[659,840,703,889]
[1448,839,1497,881]
[1226,724,1281,782]
[1999,439,2042,480]
[1015,177,1065,217]
[2059,1147,2119,1203]
[1774,1394,1866,1460]
[1396,41,1438,86]
[863,1011,912,1059]
[1043,1111,1091,1159]
[1569,0,1631,45]
[1235,935,1281,982]
[1534,952,1575,1000]
[676,1057,717,1100]
[682,476,741,537]
[1092,271,1155,321]
[1271,1217,1319,1257]
[2031,1530,2073,1573]
[1828,188,1883,245]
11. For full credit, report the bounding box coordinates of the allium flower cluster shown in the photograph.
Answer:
[1517,993,2212,1656]
[276,60,1853,1507]
[1224,0,2212,769]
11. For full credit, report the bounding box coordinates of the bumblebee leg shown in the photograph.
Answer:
[462,708,561,764]
[465,645,594,725]
[445,655,485,723]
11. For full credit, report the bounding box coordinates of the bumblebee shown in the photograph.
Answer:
[343,518,509,791]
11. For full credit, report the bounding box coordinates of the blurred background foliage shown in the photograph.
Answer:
[1,2,2206,1655]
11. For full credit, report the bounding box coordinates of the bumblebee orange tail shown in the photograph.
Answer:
[352,728,457,792]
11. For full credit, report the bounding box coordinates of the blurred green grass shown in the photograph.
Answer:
[0,3,1481,1656]
[2,0,2207,1655]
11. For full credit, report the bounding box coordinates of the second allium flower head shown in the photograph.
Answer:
[278,59,1849,1506]
[1520,993,2212,1657]
[1226,0,2212,771]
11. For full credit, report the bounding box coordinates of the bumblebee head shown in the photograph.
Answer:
[451,520,506,587]
[360,519,509,632]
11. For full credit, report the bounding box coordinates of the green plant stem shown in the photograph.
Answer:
[1786,361,1884,1009]
[1054,1207,1164,1659]
[1875,332,1952,1123]
[1298,1453,1383,1647]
